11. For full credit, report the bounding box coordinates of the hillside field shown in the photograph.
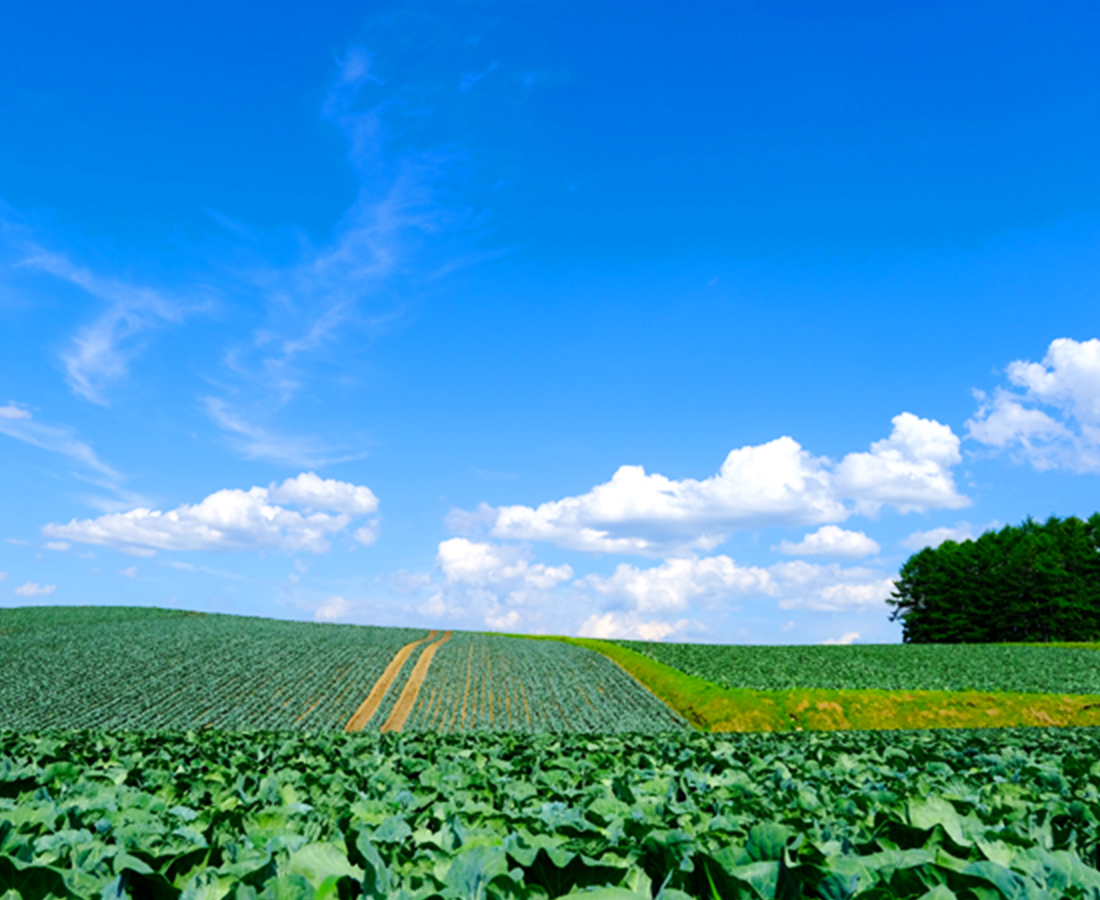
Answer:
[0,606,684,733]
[6,605,1100,898]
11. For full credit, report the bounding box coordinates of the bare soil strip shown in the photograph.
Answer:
[344,631,438,732]
[381,631,454,732]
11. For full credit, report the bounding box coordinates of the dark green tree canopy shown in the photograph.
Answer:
[888,514,1100,643]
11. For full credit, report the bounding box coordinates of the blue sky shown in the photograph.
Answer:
[2,0,1099,643]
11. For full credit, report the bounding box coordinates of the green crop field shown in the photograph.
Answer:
[0,606,428,731]
[0,607,685,733]
[612,639,1100,694]
[4,727,1100,899]
[403,633,686,734]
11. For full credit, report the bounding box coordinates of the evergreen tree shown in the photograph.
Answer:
[888,515,1100,642]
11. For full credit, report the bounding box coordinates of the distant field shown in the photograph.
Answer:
[0,606,427,730]
[614,639,1100,694]
[0,607,685,733]
[405,632,686,733]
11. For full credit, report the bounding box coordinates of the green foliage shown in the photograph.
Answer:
[0,608,687,733]
[5,728,1100,898]
[889,514,1100,643]
[611,639,1100,693]
[0,606,427,730]
[407,634,686,734]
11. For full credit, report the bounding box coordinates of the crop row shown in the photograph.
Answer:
[0,607,426,730]
[403,633,687,734]
[4,727,1100,898]
[615,639,1100,694]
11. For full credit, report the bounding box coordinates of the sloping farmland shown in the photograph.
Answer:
[398,632,688,733]
[0,606,428,730]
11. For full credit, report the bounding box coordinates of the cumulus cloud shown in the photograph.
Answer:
[580,556,773,613]
[822,631,861,645]
[967,337,1100,471]
[426,538,574,630]
[438,538,573,591]
[771,561,895,612]
[15,582,55,597]
[578,611,691,642]
[42,472,380,554]
[44,541,70,552]
[484,414,966,556]
[901,523,976,551]
[580,555,894,615]
[777,525,880,559]
[120,566,138,578]
[833,413,966,515]
[315,596,351,622]
[268,471,378,515]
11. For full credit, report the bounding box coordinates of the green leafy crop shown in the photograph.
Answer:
[5,728,1100,898]
[613,640,1100,694]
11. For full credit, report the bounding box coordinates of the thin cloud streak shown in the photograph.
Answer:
[15,247,194,406]
[203,46,480,462]
[0,402,123,487]
[203,397,367,468]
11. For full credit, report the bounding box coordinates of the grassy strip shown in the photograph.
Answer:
[514,634,1100,733]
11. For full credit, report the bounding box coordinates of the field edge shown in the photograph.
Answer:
[515,634,1100,733]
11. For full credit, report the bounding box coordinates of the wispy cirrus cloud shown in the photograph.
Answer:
[14,246,196,406]
[203,397,366,468]
[0,401,122,488]
[203,46,481,463]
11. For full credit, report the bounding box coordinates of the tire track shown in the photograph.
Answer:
[381,631,454,732]
[344,631,438,732]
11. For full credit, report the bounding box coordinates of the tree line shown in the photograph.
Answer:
[888,514,1100,643]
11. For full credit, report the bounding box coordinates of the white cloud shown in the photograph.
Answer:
[777,525,880,559]
[120,566,138,578]
[205,45,478,457]
[458,62,499,92]
[15,582,55,597]
[353,522,380,546]
[42,473,380,554]
[0,572,6,583]
[485,609,521,631]
[268,471,378,515]
[0,402,122,487]
[833,413,967,515]
[822,631,861,645]
[15,248,191,406]
[771,561,896,612]
[484,414,966,556]
[580,554,893,616]
[438,538,572,591]
[6,538,29,546]
[580,555,773,613]
[44,541,70,552]
[390,570,433,594]
[315,596,351,622]
[967,337,1100,472]
[578,611,691,642]
[203,399,364,468]
[430,539,574,631]
[901,523,975,551]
